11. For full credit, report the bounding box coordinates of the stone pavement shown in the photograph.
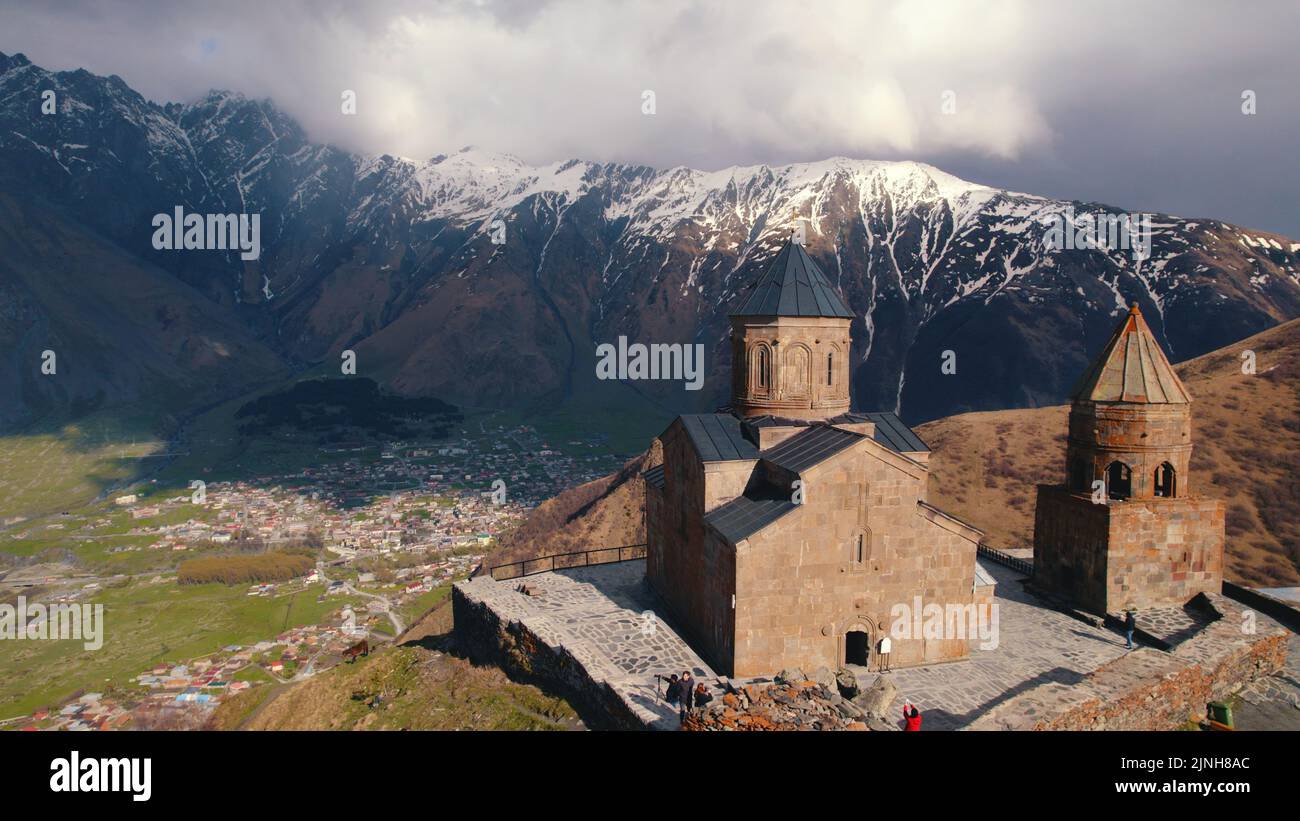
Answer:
[1235,633,1300,730]
[457,561,712,729]
[1115,601,1217,650]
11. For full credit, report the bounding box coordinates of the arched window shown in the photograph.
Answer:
[1154,462,1176,498]
[756,346,770,389]
[851,530,871,565]
[827,352,834,386]
[1106,461,1132,500]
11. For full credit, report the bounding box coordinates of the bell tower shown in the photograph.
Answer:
[729,239,853,421]
[1064,303,1192,501]
[1033,304,1224,615]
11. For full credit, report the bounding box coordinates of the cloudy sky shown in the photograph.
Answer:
[3,0,1298,235]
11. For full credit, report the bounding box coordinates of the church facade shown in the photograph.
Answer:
[644,240,987,678]
[1033,304,1226,615]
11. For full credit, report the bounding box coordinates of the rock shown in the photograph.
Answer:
[853,675,898,718]
[775,667,807,685]
[812,666,836,691]
[835,667,859,698]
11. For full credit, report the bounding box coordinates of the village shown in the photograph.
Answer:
[0,421,631,730]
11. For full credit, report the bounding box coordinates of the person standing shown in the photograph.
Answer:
[678,671,695,719]
[902,701,922,731]
[1124,610,1137,650]
[878,635,892,672]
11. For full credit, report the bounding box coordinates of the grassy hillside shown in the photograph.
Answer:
[919,317,1300,586]
[219,608,581,731]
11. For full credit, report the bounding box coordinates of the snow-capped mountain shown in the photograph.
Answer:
[3,50,1298,427]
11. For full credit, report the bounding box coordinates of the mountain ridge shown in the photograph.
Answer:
[3,50,1298,429]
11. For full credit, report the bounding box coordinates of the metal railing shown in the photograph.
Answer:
[488,544,648,581]
[977,543,1034,577]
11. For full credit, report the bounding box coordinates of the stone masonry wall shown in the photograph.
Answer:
[1033,485,1111,613]
[451,583,646,730]
[732,439,979,677]
[1034,486,1224,614]
[1105,496,1225,611]
[647,423,739,673]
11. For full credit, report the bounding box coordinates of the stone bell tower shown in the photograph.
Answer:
[1033,304,1225,615]
[729,239,853,421]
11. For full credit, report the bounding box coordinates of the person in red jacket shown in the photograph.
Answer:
[902,701,922,731]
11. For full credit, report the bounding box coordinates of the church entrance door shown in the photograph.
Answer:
[845,630,870,666]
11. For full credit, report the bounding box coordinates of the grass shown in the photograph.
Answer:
[0,578,365,718]
[0,407,167,522]
[238,642,581,731]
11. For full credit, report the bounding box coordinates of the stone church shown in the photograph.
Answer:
[1033,304,1225,615]
[644,239,988,678]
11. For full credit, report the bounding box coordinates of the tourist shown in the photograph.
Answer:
[902,701,922,731]
[694,682,712,708]
[1124,610,1137,650]
[878,635,892,672]
[679,671,695,718]
[662,673,681,705]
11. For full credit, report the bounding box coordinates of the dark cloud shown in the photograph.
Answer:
[2,0,1297,234]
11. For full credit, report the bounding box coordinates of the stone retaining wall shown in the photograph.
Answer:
[452,582,649,730]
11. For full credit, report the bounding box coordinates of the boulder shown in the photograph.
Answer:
[835,667,859,699]
[853,675,898,718]
[811,666,836,691]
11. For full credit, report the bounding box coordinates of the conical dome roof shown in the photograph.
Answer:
[1070,304,1190,404]
[731,240,853,319]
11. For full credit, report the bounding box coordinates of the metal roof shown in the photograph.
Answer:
[731,240,854,318]
[704,492,797,543]
[679,414,760,462]
[642,464,665,490]
[1070,304,1190,404]
[762,424,864,473]
[859,412,930,453]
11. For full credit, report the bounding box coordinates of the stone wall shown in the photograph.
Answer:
[1105,496,1225,611]
[732,438,980,676]
[451,583,646,730]
[967,594,1288,731]
[731,315,852,420]
[1034,484,1224,614]
[1034,485,1116,613]
[646,425,739,673]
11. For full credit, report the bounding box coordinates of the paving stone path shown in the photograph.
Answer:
[460,561,712,729]
[1235,633,1300,730]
